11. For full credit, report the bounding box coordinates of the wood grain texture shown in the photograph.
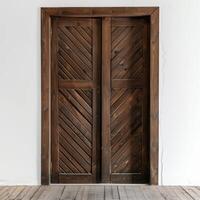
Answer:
[41,7,159,185]
[41,7,158,17]
[101,17,111,183]
[110,17,150,183]
[51,17,101,183]
[0,186,197,200]
[150,8,159,185]
[41,9,51,185]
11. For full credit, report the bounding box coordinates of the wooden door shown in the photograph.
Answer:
[51,16,150,184]
[110,17,150,183]
[102,17,150,183]
[51,17,101,183]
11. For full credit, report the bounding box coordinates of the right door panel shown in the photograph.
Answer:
[110,17,150,183]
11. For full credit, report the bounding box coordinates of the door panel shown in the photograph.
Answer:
[110,18,150,183]
[51,17,101,183]
[51,16,150,184]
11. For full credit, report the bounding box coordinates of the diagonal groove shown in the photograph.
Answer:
[60,27,92,64]
[59,104,91,142]
[121,49,144,79]
[61,89,92,122]
[112,27,131,50]
[59,158,73,173]
[59,30,92,68]
[112,26,143,61]
[112,27,125,43]
[77,26,92,45]
[112,39,143,79]
[111,89,135,117]
[112,135,132,164]
[80,26,92,40]
[58,45,90,80]
[59,90,92,128]
[111,27,135,60]
[111,89,127,106]
[58,42,91,80]
[58,58,77,80]
[64,89,92,116]
[60,128,91,167]
[60,134,90,172]
[58,37,92,79]
[68,26,92,55]
[122,56,143,79]
[59,124,91,159]
[58,52,83,80]
[59,112,91,149]
[59,143,83,173]
[60,138,88,173]
[111,27,144,79]
[79,89,92,102]
[111,90,138,123]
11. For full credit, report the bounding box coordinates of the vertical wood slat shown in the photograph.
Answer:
[92,18,97,183]
[150,8,159,185]
[142,19,150,181]
[92,18,102,183]
[101,17,111,183]
[41,9,51,185]
[51,18,59,183]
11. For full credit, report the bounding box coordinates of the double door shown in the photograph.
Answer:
[51,17,150,183]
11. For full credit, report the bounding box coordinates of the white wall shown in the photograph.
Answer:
[0,0,200,186]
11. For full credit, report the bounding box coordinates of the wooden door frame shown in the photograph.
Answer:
[41,7,159,185]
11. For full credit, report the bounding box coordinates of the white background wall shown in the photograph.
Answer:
[0,0,200,185]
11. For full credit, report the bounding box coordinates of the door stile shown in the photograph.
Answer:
[101,17,111,183]
[92,18,102,182]
[51,18,59,183]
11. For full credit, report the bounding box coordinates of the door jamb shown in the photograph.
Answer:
[41,7,159,185]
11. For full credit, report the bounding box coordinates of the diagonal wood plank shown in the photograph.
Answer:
[0,186,25,200]
[181,187,200,200]
[15,186,40,200]
[59,110,92,147]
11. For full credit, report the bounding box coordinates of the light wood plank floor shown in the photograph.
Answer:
[0,185,200,200]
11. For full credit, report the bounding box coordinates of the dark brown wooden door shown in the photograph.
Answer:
[51,17,101,183]
[109,18,150,183]
[51,17,150,184]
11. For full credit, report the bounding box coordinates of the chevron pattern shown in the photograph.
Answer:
[57,25,93,80]
[111,26,144,80]
[58,89,93,174]
[111,88,143,173]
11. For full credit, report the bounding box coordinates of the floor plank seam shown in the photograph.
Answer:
[30,186,41,200]
[180,186,196,200]
[157,191,168,200]
[59,186,66,200]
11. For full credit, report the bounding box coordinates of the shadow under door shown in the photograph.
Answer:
[51,16,150,184]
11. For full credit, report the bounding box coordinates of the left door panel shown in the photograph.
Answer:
[51,17,101,183]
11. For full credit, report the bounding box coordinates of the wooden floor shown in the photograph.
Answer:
[0,185,200,200]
